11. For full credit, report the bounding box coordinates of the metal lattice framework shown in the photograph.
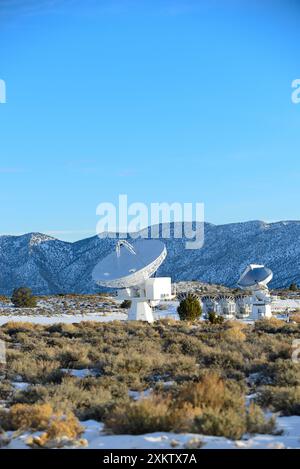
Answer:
[216,294,235,302]
[177,291,201,302]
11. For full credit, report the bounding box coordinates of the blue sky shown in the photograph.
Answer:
[0,0,299,241]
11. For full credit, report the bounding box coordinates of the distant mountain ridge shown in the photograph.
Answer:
[0,220,299,295]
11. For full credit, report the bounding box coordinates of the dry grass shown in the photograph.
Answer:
[1,403,53,431]
[105,372,275,439]
[105,394,196,435]
[0,314,299,439]
[0,402,84,448]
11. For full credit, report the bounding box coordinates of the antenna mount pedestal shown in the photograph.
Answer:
[128,298,154,323]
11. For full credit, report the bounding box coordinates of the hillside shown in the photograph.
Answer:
[0,220,299,294]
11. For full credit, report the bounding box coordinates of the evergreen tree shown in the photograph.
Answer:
[11,287,37,308]
[177,295,202,321]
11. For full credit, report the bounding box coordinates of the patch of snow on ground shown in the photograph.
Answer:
[61,368,99,378]
[4,415,300,449]
[12,382,30,391]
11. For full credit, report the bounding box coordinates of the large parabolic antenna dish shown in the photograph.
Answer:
[237,264,273,289]
[92,239,167,289]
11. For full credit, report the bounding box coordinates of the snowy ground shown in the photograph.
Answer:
[1,295,300,450]
[1,298,299,325]
[272,299,300,312]
[0,312,128,326]
[3,415,300,449]
[0,294,299,326]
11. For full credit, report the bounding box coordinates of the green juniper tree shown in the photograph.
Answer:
[177,294,202,321]
[11,287,37,308]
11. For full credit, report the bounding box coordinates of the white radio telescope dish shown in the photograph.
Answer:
[238,264,273,320]
[92,239,171,322]
[92,239,167,289]
[237,264,273,289]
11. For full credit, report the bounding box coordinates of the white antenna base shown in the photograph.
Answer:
[128,298,154,323]
[252,303,272,320]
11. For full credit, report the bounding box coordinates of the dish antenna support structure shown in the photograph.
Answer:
[237,264,273,319]
[92,239,172,323]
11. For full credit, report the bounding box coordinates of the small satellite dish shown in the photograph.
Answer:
[238,264,273,319]
[237,264,273,289]
[92,239,171,322]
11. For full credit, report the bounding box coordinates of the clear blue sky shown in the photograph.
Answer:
[0,0,299,241]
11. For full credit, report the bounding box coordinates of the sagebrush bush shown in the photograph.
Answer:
[105,394,196,435]
[105,372,275,438]
[222,323,247,342]
[257,386,300,415]
[246,402,276,434]
[1,315,299,440]
[193,408,246,440]
[177,372,244,412]
[31,412,84,447]
[0,402,83,448]
[0,403,53,431]
[207,312,224,324]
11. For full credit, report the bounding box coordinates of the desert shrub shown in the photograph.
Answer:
[58,345,91,368]
[7,353,64,384]
[0,402,83,448]
[222,321,247,342]
[190,380,275,439]
[152,354,199,383]
[0,316,294,439]
[257,386,300,415]
[193,408,246,440]
[202,348,245,371]
[290,312,300,323]
[263,360,300,387]
[246,402,276,434]
[105,394,196,434]
[207,312,224,324]
[27,413,84,447]
[177,372,226,409]
[0,380,13,400]
[177,372,244,412]
[11,287,37,308]
[0,403,53,431]
[177,295,202,321]
[13,377,121,421]
[255,318,298,334]
[2,321,40,334]
[105,372,268,439]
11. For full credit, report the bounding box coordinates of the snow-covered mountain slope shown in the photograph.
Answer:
[0,220,299,295]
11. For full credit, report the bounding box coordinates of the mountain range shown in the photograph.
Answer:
[0,220,299,295]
